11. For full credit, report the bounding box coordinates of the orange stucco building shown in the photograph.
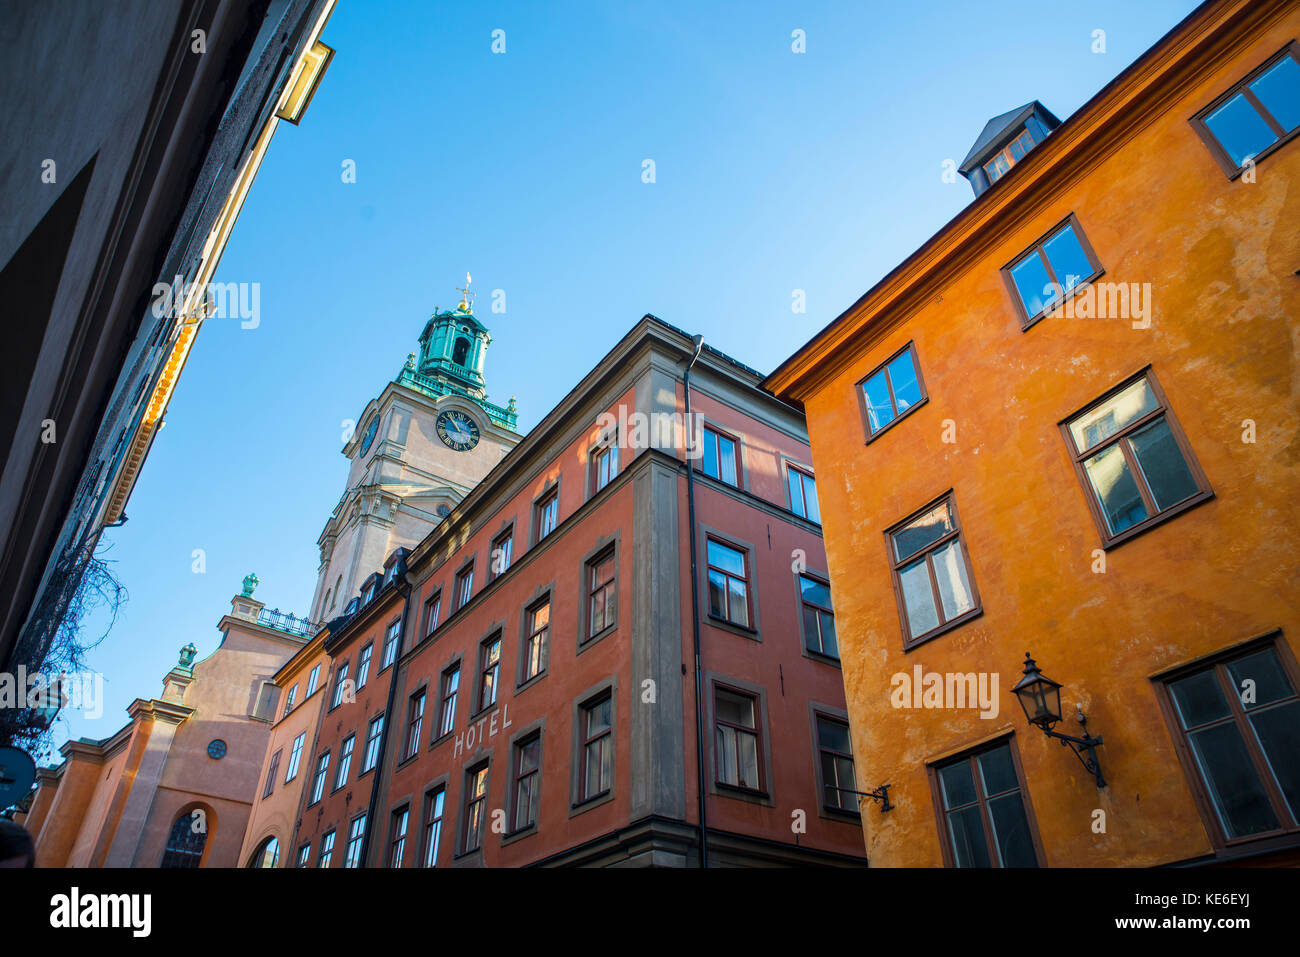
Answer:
[27,581,314,867]
[766,0,1300,867]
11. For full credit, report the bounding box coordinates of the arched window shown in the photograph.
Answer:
[160,809,207,868]
[248,836,279,868]
[452,337,470,366]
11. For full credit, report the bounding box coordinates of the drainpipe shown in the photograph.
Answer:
[683,334,708,868]
[359,559,412,867]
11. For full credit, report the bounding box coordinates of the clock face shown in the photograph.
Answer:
[359,414,380,455]
[207,739,227,760]
[436,409,481,452]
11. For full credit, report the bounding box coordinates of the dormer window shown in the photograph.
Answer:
[982,128,1035,184]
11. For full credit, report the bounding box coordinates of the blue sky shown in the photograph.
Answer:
[60,0,1198,745]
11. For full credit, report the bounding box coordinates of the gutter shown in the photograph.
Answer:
[682,334,708,868]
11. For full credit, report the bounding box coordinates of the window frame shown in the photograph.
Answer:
[812,709,859,818]
[403,687,426,762]
[334,733,355,791]
[1000,213,1105,331]
[422,590,442,640]
[583,545,618,645]
[926,734,1046,869]
[476,631,503,715]
[317,829,336,868]
[1152,631,1300,854]
[508,731,543,837]
[380,617,403,671]
[533,484,560,544]
[460,761,491,856]
[854,341,931,442]
[786,462,820,523]
[308,749,331,806]
[884,490,983,650]
[982,127,1036,184]
[490,525,514,581]
[329,660,350,710]
[356,642,373,690]
[1190,41,1300,178]
[712,684,766,796]
[421,783,447,867]
[797,571,839,662]
[699,424,741,488]
[573,688,615,809]
[454,561,475,612]
[285,732,306,782]
[436,661,460,741]
[388,804,410,868]
[263,749,281,798]
[343,812,367,868]
[520,593,551,686]
[361,714,384,774]
[1058,366,1213,550]
[704,534,754,632]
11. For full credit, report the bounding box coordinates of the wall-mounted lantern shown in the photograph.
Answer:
[1011,652,1106,788]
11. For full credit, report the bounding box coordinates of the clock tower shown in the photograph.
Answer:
[309,281,521,622]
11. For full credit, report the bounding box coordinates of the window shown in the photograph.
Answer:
[1158,640,1300,845]
[706,538,750,628]
[478,634,502,711]
[389,806,409,868]
[362,715,384,773]
[344,814,367,868]
[253,682,278,720]
[317,830,336,868]
[714,687,762,791]
[306,665,321,696]
[423,591,442,639]
[799,574,838,659]
[579,693,613,803]
[535,488,558,541]
[309,751,330,805]
[932,740,1041,868]
[523,599,550,681]
[362,579,377,604]
[887,493,980,647]
[330,661,350,709]
[593,441,619,493]
[787,466,820,522]
[816,715,857,812]
[282,684,298,716]
[404,690,425,760]
[982,127,1035,183]
[248,837,279,869]
[263,749,281,798]
[1193,43,1300,175]
[295,843,311,868]
[356,643,373,690]
[700,426,739,486]
[455,564,475,611]
[160,811,207,868]
[511,734,541,832]
[285,733,306,781]
[1062,370,1211,547]
[462,763,490,854]
[858,342,927,438]
[491,529,513,580]
[422,786,446,867]
[381,618,402,669]
[586,549,617,639]
[1002,215,1102,328]
[438,665,460,738]
[335,734,355,790]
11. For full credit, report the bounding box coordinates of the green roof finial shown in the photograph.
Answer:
[241,572,259,597]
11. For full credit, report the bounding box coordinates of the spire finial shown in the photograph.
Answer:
[456,271,474,313]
